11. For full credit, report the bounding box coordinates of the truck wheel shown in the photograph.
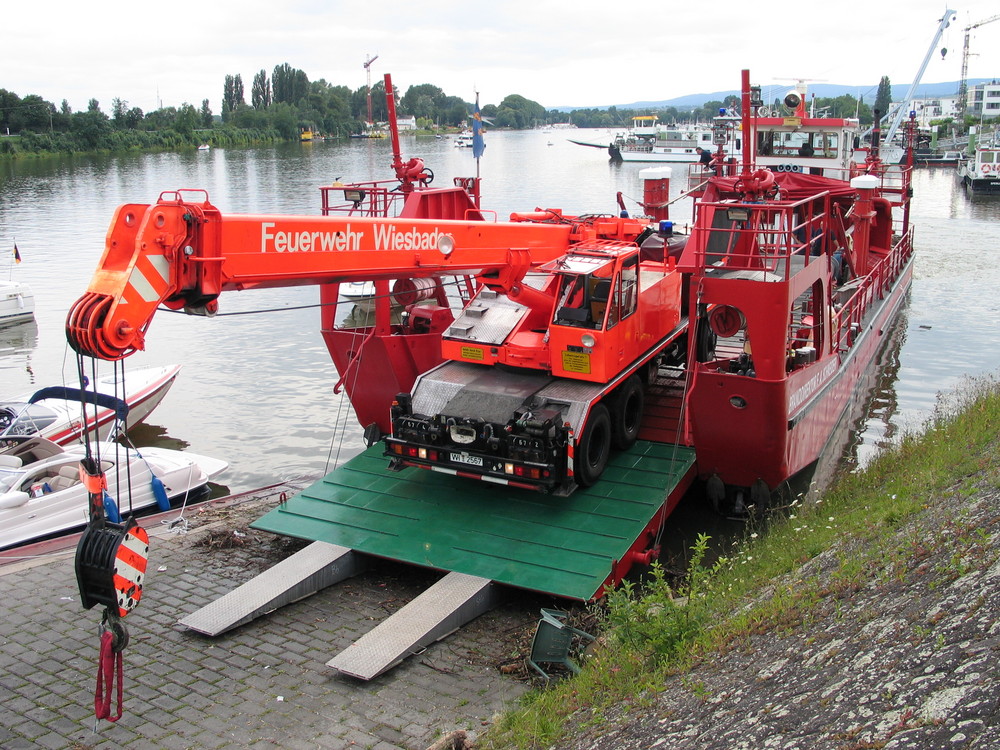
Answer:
[611,375,644,450]
[575,403,611,487]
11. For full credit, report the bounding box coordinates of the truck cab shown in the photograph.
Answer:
[387,242,685,494]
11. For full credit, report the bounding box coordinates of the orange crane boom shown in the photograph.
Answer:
[65,189,645,361]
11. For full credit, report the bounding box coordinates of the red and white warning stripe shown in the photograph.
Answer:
[113,525,149,618]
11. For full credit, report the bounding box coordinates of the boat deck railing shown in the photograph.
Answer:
[690,194,832,280]
[831,226,913,353]
[320,180,406,218]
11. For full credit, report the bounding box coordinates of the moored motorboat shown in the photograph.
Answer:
[0,364,181,445]
[0,435,228,549]
[0,281,34,325]
[915,149,963,166]
[957,135,1000,194]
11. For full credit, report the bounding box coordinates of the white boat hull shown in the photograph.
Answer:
[0,437,228,549]
[1,365,181,445]
[0,282,34,324]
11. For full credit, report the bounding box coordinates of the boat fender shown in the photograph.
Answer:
[103,491,122,524]
[151,475,170,512]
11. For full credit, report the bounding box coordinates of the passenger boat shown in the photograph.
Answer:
[0,435,227,550]
[0,281,34,325]
[957,134,1000,193]
[0,365,181,445]
[673,70,915,511]
[608,116,716,163]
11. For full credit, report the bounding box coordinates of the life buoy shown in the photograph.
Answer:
[982,164,992,174]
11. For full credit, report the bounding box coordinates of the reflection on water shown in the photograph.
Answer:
[0,319,38,360]
[0,138,998,495]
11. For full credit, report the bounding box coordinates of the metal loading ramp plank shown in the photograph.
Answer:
[251,440,697,601]
[178,541,365,636]
[328,571,498,680]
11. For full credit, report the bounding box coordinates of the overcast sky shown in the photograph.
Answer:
[5,1,999,114]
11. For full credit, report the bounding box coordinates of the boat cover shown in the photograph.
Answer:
[27,387,129,421]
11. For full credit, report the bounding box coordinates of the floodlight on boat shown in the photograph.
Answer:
[343,188,366,204]
[438,234,455,256]
[784,91,802,109]
[727,208,751,222]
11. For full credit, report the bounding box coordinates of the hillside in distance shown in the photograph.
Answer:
[552,79,993,112]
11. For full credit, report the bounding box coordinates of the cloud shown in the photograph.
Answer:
[3,0,998,114]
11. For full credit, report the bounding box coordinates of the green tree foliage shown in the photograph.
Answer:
[400,84,446,120]
[252,70,271,109]
[223,74,245,121]
[71,106,112,149]
[811,94,872,124]
[874,76,892,121]
[173,103,200,136]
[272,63,308,105]
[495,94,546,128]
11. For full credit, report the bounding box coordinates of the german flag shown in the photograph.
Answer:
[13,244,21,264]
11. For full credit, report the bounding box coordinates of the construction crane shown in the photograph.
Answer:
[957,14,1000,119]
[363,54,379,125]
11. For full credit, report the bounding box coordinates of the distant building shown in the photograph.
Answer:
[966,81,1000,120]
[396,116,417,131]
[906,96,961,126]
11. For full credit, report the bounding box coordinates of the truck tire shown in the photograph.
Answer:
[575,403,611,487]
[611,375,644,450]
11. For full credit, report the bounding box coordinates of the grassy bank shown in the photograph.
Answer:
[480,374,1000,749]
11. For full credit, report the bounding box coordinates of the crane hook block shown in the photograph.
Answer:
[75,517,149,618]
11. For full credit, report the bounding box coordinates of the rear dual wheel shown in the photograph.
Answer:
[574,375,646,488]
[574,403,611,487]
[611,375,644,450]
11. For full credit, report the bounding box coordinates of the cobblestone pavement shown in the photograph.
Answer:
[0,493,540,749]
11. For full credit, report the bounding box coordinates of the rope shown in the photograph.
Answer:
[94,628,123,724]
[159,463,198,535]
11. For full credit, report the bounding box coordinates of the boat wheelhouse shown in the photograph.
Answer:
[957,137,1000,193]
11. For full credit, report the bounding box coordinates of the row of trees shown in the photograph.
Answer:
[1,67,965,158]
[0,62,562,156]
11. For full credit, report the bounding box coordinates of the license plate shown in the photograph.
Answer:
[451,452,483,467]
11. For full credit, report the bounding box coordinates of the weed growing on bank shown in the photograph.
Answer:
[479,374,999,749]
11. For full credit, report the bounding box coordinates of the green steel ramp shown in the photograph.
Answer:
[252,440,696,601]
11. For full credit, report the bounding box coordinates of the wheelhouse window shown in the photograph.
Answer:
[758,130,840,158]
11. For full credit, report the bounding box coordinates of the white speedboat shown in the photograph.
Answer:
[0,365,181,445]
[0,281,34,324]
[0,436,228,549]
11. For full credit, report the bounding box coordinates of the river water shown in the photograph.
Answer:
[1,133,998,494]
